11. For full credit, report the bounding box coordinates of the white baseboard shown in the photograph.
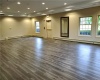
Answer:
[1,35,43,40]
[53,37,100,44]
[1,36,100,45]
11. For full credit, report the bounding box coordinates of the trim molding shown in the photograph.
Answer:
[53,37,100,45]
[1,35,43,40]
[1,36,100,45]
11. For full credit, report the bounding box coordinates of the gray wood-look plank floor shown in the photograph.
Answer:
[0,37,100,80]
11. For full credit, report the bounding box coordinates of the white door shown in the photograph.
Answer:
[46,21,52,38]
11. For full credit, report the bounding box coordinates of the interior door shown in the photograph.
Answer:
[46,20,52,38]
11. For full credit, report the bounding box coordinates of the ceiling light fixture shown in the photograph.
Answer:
[7,7,10,9]
[46,8,48,9]
[27,8,30,9]
[48,10,54,12]
[66,6,73,8]
[42,2,45,5]
[25,13,27,14]
[65,9,72,11]
[64,3,67,5]
[41,13,47,15]
[18,11,20,12]
[17,2,21,4]
[34,11,36,12]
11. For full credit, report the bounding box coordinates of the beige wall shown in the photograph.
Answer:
[32,6,100,42]
[0,6,100,42]
[0,19,3,40]
[0,17,33,40]
[31,16,47,38]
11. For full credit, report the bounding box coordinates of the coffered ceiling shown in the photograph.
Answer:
[0,0,100,17]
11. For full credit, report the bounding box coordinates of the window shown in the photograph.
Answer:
[97,16,100,35]
[79,17,92,35]
[35,21,40,33]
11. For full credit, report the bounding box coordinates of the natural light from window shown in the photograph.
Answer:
[35,21,40,33]
[97,16,100,35]
[80,17,92,35]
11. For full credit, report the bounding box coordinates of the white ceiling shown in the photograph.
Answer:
[0,0,100,17]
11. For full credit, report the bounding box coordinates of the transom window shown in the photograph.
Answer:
[35,21,40,33]
[79,17,92,35]
[97,16,100,35]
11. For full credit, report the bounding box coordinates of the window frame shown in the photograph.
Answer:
[79,16,92,36]
[35,21,40,33]
[97,15,100,36]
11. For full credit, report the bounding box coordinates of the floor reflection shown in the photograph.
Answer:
[0,37,100,80]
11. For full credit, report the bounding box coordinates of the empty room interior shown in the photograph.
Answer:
[0,0,100,80]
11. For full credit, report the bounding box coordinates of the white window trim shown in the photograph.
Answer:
[35,21,40,33]
[96,15,100,37]
[78,17,92,36]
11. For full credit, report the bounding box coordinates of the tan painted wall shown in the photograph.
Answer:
[32,6,100,42]
[0,17,33,40]
[0,19,3,40]
[31,16,47,38]
[0,6,100,42]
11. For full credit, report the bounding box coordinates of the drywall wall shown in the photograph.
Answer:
[0,19,3,40]
[0,17,33,40]
[32,6,100,42]
[31,16,47,38]
[0,6,100,42]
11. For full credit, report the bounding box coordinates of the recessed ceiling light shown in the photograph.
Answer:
[64,3,67,5]
[66,6,73,8]
[7,7,10,9]
[46,8,48,9]
[17,2,21,4]
[0,11,3,12]
[41,13,47,15]
[8,15,13,16]
[18,11,20,12]
[65,9,72,11]
[42,2,45,5]
[48,10,54,12]
[34,11,36,12]
[27,8,30,9]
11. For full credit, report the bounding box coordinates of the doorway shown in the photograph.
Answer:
[46,20,52,38]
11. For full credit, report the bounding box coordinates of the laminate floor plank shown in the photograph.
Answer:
[0,37,100,80]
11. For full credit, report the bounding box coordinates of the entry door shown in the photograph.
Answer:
[46,20,52,38]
